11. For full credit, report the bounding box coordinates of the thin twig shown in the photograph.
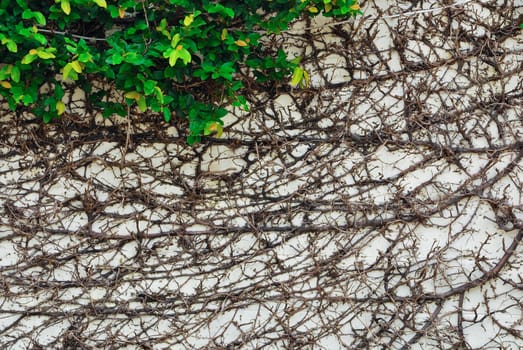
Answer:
[37,28,107,41]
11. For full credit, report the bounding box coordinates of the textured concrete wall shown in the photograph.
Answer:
[1,1,522,349]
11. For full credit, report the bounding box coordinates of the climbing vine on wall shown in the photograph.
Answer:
[0,0,361,144]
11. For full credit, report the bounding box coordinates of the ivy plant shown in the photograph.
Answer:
[0,0,361,144]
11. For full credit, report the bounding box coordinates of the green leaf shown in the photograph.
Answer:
[43,112,53,123]
[232,95,249,111]
[107,53,124,65]
[15,0,28,10]
[124,52,149,66]
[204,3,234,18]
[143,80,156,95]
[150,100,161,112]
[163,107,171,122]
[187,135,201,145]
[213,61,235,81]
[6,40,17,53]
[78,53,92,63]
[33,33,48,45]
[0,66,9,81]
[157,18,167,30]
[7,98,17,111]
[100,102,127,117]
[215,108,228,119]
[171,33,181,48]
[65,45,77,54]
[33,11,46,25]
[178,47,192,65]
[107,5,119,18]
[10,66,20,83]
[21,9,32,19]
[22,10,46,25]
[103,66,115,79]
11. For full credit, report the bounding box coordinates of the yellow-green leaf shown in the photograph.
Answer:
[0,81,12,89]
[56,101,66,115]
[204,122,223,137]
[21,53,38,65]
[171,33,181,48]
[308,6,319,13]
[61,0,71,15]
[154,86,164,104]
[93,0,107,9]
[302,69,310,88]
[290,66,304,87]
[221,29,228,41]
[168,50,179,67]
[183,14,194,27]
[124,91,141,101]
[36,50,56,59]
[62,63,73,80]
[137,95,147,112]
[70,60,83,73]
[235,40,248,47]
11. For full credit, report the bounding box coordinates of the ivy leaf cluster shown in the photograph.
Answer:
[0,0,361,144]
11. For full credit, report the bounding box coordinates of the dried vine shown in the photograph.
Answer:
[0,0,522,349]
